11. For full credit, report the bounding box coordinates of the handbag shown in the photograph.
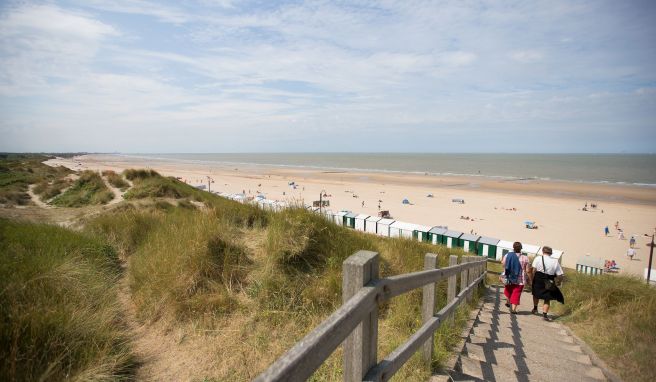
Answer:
[542,256,558,291]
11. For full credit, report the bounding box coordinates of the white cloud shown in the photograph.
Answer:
[509,50,544,63]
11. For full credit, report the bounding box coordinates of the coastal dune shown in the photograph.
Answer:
[47,154,656,278]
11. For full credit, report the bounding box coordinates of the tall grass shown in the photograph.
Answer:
[560,273,656,382]
[102,170,129,191]
[51,170,114,207]
[0,219,134,381]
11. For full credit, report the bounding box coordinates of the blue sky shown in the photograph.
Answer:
[1,0,655,153]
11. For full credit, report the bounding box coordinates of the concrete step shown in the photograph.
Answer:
[458,354,606,382]
[464,340,592,367]
[470,326,576,347]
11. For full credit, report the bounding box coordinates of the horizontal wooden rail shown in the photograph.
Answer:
[254,253,487,382]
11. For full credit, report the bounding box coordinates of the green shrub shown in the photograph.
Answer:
[122,169,160,181]
[0,219,134,381]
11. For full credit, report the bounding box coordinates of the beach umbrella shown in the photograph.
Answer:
[402,198,410,204]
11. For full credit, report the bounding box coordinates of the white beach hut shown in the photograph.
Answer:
[365,216,382,234]
[335,211,349,226]
[376,218,395,237]
[354,214,370,232]
[522,243,542,257]
[443,230,464,249]
[576,256,605,275]
[477,236,500,259]
[551,249,565,264]
[497,240,514,261]
[389,221,416,239]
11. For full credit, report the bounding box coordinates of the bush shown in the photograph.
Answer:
[0,219,134,381]
[102,170,130,191]
[123,169,160,181]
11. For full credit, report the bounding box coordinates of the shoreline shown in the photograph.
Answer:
[46,154,656,278]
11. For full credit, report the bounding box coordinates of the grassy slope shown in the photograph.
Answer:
[558,272,656,382]
[0,154,71,206]
[51,170,114,207]
[102,170,130,191]
[0,219,135,381]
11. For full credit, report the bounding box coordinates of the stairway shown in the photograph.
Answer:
[444,286,608,382]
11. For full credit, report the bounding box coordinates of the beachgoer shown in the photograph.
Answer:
[618,230,625,240]
[501,242,528,314]
[626,248,636,260]
[630,235,636,248]
[604,226,610,236]
[362,201,365,208]
[615,221,619,230]
[529,246,564,321]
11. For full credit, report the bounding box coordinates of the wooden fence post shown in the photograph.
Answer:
[421,253,438,364]
[460,256,468,298]
[343,250,379,382]
[447,255,458,320]
[466,257,474,302]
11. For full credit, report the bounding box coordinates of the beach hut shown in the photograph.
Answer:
[576,256,605,275]
[429,227,447,245]
[443,230,464,248]
[354,214,369,231]
[413,225,433,242]
[344,212,357,228]
[376,218,395,237]
[459,233,480,253]
[496,240,514,261]
[389,221,416,239]
[335,211,349,226]
[477,236,500,259]
[551,249,565,264]
[322,209,335,222]
[522,244,542,257]
[365,216,381,234]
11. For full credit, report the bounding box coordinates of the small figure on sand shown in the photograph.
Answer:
[630,235,636,248]
[615,221,620,230]
[604,226,610,236]
[362,201,365,208]
[626,247,636,260]
[618,230,625,240]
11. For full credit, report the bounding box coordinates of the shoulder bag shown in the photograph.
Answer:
[542,256,557,291]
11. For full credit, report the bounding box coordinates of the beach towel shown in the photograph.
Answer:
[504,252,521,285]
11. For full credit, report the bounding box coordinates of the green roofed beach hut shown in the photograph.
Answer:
[459,233,480,253]
[365,216,381,234]
[335,211,349,226]
[344,212,357,228]
[429,227,447,245]
[354,214,369,231]
[477,236,500,259]
[376,218,395,237]
[413,225,433,242]
[389,221,415,239]
[443,230,463,248]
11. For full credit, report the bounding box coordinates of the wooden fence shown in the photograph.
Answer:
[254,251,487,382]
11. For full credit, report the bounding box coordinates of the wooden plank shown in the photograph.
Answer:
[447,255,458,320]
[364,272,487,381]
[253,285,379,382]
[421,253,438,363]
[383,260,484,299]
[343,250,379,382]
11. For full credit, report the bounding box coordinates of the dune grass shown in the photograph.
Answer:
[559,272,656,382]
[51,170,114,207]
[0,154,71,206]
[102,170,130,191]
[0,218,135,381]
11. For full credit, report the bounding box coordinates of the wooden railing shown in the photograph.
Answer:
[254,251,487,382]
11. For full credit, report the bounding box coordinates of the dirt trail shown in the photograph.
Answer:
[102,177,128,205]
[27,184,51,209]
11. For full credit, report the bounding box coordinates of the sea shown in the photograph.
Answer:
[124,153,656,187]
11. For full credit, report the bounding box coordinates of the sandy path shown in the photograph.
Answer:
[101,177,126,205]
[27,184,50,209]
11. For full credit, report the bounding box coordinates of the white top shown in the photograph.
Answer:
[532,255,564,276]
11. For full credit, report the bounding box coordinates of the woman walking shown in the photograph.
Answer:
[529,246,564,321]
[502,242,529,314]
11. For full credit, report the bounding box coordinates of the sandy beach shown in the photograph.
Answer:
[46,154,656,278]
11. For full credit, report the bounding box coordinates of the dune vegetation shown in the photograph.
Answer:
[0,219,134,381]
[0,154,71,206]
[51,170,114,207]
[4,157,652,381]
[102,170,130,191]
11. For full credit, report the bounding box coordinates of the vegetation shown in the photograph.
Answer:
[0,154,71,206]
[0,219,134,381]
[559,272,656,382]
[102,170,130,191]
[51,170,114,207]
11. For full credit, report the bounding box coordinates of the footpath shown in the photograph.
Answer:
[437,286,611,382]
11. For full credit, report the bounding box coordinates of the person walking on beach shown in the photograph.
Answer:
[501,242,528,314]
[630,235,636,248]
[604,226,610,236]
[529,246,564,321]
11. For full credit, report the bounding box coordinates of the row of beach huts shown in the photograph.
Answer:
[214,191,564,263]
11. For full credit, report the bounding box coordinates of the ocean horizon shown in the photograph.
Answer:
[117,153,656,187]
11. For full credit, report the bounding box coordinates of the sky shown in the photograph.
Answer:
[0,0,655,153]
